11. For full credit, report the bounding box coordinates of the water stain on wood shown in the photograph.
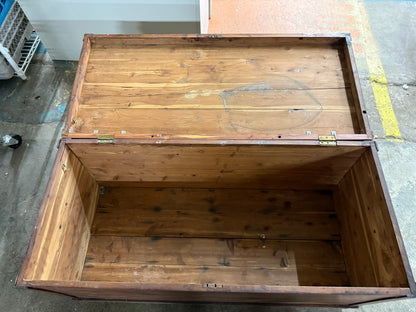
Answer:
[183,77,324,132]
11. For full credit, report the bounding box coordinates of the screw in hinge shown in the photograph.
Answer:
[62,164,70,172]
[318,136,337,146]
[258,233,266,248]
[97,134,114,144]
[71,118,77,124]
[203,283,223,289]
[99,186,105,195]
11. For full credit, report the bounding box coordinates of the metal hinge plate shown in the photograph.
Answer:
[97,134,114,144]
[203,283,223,289]
[319,136,336,146]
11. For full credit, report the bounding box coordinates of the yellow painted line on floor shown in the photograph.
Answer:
[358,1,403,142]
[370,73,402,140]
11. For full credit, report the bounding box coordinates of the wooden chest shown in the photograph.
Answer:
[17,34,415,307]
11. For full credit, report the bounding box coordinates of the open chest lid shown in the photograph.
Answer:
[64,34,371,143]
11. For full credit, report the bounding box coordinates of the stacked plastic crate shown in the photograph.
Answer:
[0,0,14,23]
[0,0,40,80]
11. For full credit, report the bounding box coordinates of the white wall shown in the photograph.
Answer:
[18,0,201,60]
[199,0,209,34]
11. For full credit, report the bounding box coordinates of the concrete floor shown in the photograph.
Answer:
[0,0,415,311]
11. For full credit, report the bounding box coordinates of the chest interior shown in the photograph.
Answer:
[23,143,408,289]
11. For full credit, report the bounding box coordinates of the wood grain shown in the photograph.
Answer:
[85,46,346,86]
[73,108,356,137]
[91,187,339,240]
[341,37,371,136]
[65,35,91,136]
[84,236,344,269]
[21,146,98,281]
[369,144,416,294]
[89,34,347,48]
[335,148,408,287]
[68,144,365,188]
[82,236,348,286]
[80,83,352,111]
[23,280,410,306]
[66,35,363,138]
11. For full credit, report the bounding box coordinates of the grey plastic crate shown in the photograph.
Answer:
[0,1,36,79]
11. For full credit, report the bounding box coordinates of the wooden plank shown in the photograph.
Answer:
[80,83,352,111]
[341,37,372,137]
[369,144,416,294]
[89,34,347,48]
[335,172,378,286]
[65,35,91,136]
[23,280,410,306]
[91,187,339,240]
[20,145,98,281]
[85,46,346,87]
[94,180,336,191]
[17,142,66,284]
[68,149,99,229]
[352,151,408,286]
[88,44,343,60]
[335,148,408,288]
[84,236,344,269]
[81,263,348,287]
[65,136,372,144]
[88,46,343,63]
[69,144,365,188]
[82,236,348,286]
[72,108,357,137]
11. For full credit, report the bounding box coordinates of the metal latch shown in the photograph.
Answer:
[318,136,336,146]
[97,134,114,144]
[203,283,223,289]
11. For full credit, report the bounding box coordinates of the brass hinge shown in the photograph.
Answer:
[97,134,114,144]
[61,164,70,172]
[319,136,336,146]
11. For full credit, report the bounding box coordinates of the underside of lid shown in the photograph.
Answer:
[65,34,371,141]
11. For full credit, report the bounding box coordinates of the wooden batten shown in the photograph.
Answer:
[341,36,371,135]
[64,35,91,136]
[19,281,411,306]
